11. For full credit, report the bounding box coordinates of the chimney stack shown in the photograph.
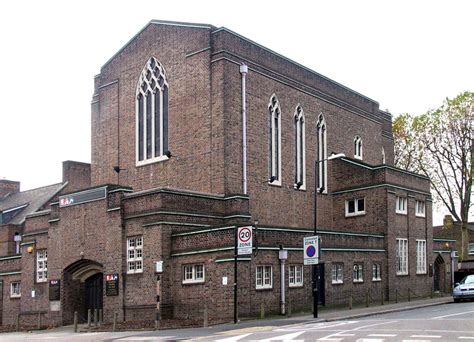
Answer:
[0,180,20,199]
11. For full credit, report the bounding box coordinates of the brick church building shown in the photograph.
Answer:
[0,20,438,328]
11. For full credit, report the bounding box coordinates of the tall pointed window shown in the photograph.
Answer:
[316,114,327,192]
[294,105,306,190]
[354,136,363,160]
[269,95,281,185]
[136,57,169,165]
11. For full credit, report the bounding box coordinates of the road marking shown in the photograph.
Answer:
[411,335,442,338]
[214,333,252,341]
[319,320,397,341]
[317,339,342,341]
[459,337,474,340]
[257,331,305,341]
[355,339,384,342]
[336,334,355,336]
[368,334,397,337]
[115,337,175,341]
[433,310,474,319]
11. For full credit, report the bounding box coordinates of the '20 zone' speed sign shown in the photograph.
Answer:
[237,226,253,255]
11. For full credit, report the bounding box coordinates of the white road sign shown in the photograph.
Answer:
[237,226,253,255]
[304,235,320,265]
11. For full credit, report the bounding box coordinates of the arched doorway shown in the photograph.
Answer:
[434,254,445,293]
[63,259,104,324]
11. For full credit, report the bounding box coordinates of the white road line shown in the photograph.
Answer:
[433,310,474,319]
[115,337,174,341]
[355,339,384,342]
[257,331,305,341]
[317,339,342,341]
[337,334,356,336]
[459,338,474,340]
[319,320,397,341]
[410,335,442,338]
[215,333,253,342]
[368,334,397,337]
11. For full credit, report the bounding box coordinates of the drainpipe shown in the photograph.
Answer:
[279,248,288,315]
[240,64,248,195]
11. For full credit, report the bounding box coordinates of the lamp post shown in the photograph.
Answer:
[313,153,345,318]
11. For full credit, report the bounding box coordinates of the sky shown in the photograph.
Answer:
[0,0,472,224]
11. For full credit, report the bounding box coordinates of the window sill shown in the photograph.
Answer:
[332,281,344,285]
[182,280,205,285]
[293,185,306,191]
[10,295,21,299]
[136,155,170,167]
[36,280,47,284]
[268,181,282,187]
[289,284,303,288]
[256,286,273,291]
[372,279,382,282]
[353,280,364,283]
[395,211,407,215]
[416,272,427,275]
[415,214,426,218]
[345,212,365,218]
[126,271,144,275]
[396,273,409,276]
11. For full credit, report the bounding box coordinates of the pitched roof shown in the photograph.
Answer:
[0,183,66,225]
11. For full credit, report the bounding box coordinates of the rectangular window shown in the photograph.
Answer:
[396,238,408,275]
[36,250,48,283]
[127,236,143,274]
[182,264,205,284]
[345,198,365,217]
[372,263,382,281]
[10,282,21,298]
[353,263,363,283]
[469,243,474,255]
[256,265,272,289]
[332,263,344,284]
[416,240,427,274]
[415,200,425,217]
[289,265,303,287]
[396,196,407,214]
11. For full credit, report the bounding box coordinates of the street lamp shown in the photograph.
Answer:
[313,152,345,318]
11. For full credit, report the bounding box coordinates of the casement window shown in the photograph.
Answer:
[10,282,21,298]
[136,57,169,165]
[127,236,143,274]
[294,106,306,190]
[416,240,427,274]
[256,265,272,289]
[316,114,327,192]
[396,238,408,275]
[268,95,282,185]
[372,263,382,281]
[36,250,48,283]
[332,263,344,284]
[353,263,363,283]
[288,265,303,287]
[345,198,365,217]
[396,196,407,214]
[354,136,363,160]
[415,200,425,217]
[469,243,474,255]
[182,264,205,284]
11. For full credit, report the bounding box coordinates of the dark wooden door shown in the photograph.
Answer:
[85,273,103,315]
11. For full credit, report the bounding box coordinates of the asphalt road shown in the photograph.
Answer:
[1,301,473,341]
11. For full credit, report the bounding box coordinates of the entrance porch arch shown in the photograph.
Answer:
[433,254,446,293]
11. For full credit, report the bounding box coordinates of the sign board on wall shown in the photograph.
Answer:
[49,279,60,301]
[303,236,320,265]
[105,273,119,296]
[237,226,253,255]
[59,186,107,208]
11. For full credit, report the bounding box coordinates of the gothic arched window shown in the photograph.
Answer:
[354,136,363,160]
[269,95,281,185]
[294,105,306,190]
[136,57,169,164]
[316,114,327,192]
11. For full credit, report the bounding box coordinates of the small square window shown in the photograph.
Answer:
[396,196,407,214]
[127,236,143,274]
[332,263,344,284]
[289,265,303,287]
[415,200,425,217]
[182,264,205,284]
[345,198,365,217]
[256,265,272,289]
[10,282,21,298]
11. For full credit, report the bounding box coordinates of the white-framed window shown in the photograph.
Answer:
[269,95,282,185]
[289,265,303,287]
[396,196,407,214]
[182,264,205,284]
[396,238,408,275]
[416,240,427,274]
[10,281,21,298]
[353,263,363,283]
[345,198,365,217]
[136,57,169,165]
[317,114,327,193]
[332,263,344,284]
[354,136,363,160]
[469,243,474,255]
[415,200,425,217]
[256,265,272,289]
[127,236,143,274]
[294,105,306,190]
[36,250,48,283]
[372,263,382,281]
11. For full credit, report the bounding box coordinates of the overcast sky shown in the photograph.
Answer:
[0,0,472,224]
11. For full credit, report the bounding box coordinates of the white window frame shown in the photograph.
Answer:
[345,198,365,217]
[269,95,282,186]
[396,196,407,215]
[416,239,427,274]
[317,114,327,193]
[353,263,364,283]
[256,265,273,289]
[415,200,425,217]
[182,264,205,284]
[332,263,344,284]
[10,281,21,298]
[354,136,363,160]
[136,57,169,166]
[127,236,143,274]
[36,250,48,283]
[294,105,306,190]
[288,265,303,287]
[396,238,408,275]
[372,263,382,281]
[469,243,474,255]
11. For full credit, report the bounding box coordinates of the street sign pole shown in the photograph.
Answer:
[234,227,238,324]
